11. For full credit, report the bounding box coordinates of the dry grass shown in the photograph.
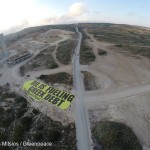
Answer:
[82,71,99,91]
[79,23,150,46]
[23,46,58,72]
[56,40,76,65]
[38,72,73,87]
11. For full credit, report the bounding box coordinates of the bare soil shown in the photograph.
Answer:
[82,26,150,150]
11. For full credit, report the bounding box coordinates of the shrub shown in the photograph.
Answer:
[20,66,25,76]
[32,63,40,68]
[32,108,39,115]
[56,40,76,65]
[15,96,27,104]
[20,102,28,108]
[2,116,13,127]
[98,49,107,55]
[4,92,16,98]
[46,59,58,69]
[13,124,25,142]
[0,132,7,142]
[16,108,27,118]
[48,130,62,142]
[80,40,95,64]
[34,131,43,142]
[50,63,59,69]
[38,72,73,86]
[21,116,33,131]
[116,44,123,47]
[0,106,4,115]
[93,121,142,150]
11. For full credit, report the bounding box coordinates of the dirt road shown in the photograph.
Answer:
[86,83,150,107]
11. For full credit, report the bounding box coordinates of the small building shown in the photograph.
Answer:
[7,50,32,65]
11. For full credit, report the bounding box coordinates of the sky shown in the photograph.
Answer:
[0,0,150,34]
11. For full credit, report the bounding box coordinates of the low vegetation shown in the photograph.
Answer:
[20,66,25,76]
[82,71,99,90]
[79,23,150,46]
[56,40,76,65]
[93,121,142,150]
[0,85,76,150]
[115,44,150,58]
[79,29,96,65]
[80,40,96,65]
[22,46,58,73]
[6,24,76,47]
[38,72,73,86]
[98,49,107,56]
[78,27,90,40]
[79,23,150,59]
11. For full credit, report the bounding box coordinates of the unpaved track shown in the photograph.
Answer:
[86,83,150,107]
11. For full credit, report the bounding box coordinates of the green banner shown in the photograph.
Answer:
[22,80,75,110]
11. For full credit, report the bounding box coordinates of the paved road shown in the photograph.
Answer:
[73,27,91,150]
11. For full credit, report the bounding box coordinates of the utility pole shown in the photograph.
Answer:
[0,34,9,58]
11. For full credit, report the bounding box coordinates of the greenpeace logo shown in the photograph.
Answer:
[1,142,19,146]
[0,141,52,147]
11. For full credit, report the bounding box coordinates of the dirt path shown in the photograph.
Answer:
[84,29,150,92]
[52,44,66,67]
[86,83,150,106]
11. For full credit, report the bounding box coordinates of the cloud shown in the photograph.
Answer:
[41,18,59,25]
[57,2,87,24]
[42,2,88,25]
[94,11,101,14]
[3,21,30,34]
[2,2,88,34]
[68,2,87,17]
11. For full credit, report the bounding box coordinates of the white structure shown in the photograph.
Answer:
[0,33,9,58]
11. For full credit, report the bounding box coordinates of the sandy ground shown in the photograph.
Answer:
[0,28,75,125]
[88,93,150,150]
[85,29,150,92]
[8,29,73,52]
[2,26,150,149]
[84,29,150,150]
